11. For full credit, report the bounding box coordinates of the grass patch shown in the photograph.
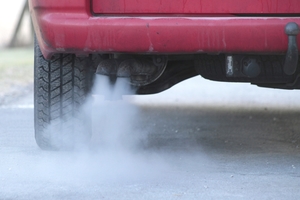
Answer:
[0,47,34,99]
[0,47,34,68]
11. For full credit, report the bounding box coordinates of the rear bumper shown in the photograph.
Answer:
[29,0,300,59]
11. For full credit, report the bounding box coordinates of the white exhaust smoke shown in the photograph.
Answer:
[36,74,168,183]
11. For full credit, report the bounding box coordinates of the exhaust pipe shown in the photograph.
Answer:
[96,55,167,87]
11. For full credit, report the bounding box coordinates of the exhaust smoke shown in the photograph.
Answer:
[33,74,168,183]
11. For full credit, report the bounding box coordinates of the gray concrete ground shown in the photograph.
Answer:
[1,77,300,199]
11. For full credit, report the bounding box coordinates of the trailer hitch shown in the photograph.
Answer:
[283,22,300,75]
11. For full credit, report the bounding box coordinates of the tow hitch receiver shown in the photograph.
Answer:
[284,22,300,75]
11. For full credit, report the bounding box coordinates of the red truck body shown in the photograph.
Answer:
[29,0,300,59]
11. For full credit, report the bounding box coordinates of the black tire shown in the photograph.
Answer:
[34,39,104,150]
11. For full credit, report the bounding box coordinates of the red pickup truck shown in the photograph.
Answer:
[29,0,300,150]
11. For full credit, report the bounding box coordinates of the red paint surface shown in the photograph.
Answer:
[29,0,300,59]
[93,0,300,14]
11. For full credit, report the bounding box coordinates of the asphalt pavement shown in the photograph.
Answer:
[1,77,300,200]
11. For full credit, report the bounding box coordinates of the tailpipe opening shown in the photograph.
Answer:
[96,55,168,87]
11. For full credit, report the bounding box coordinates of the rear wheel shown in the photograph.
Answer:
[34,40,103,150]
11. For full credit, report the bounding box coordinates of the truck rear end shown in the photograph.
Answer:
[29,0,300,150]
